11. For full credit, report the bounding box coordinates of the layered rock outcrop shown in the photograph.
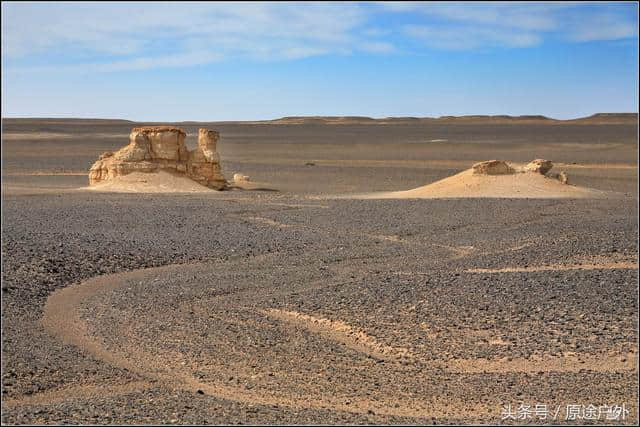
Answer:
[470,158,568,184]
[89,126,227,190]
[524,159,554,175]
[471,160,515,175]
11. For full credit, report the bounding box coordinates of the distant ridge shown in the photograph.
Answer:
[435,114,553,122]
[566,113,638,124]
[2,113,637,125]
[255,113,637,125]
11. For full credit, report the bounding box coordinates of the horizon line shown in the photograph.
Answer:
[2,112,638,123]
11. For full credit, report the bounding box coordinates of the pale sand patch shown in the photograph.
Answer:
[228,180,278,191]
[467,255,638,273]
[79,170,216,193]
[243,216,293,228]
[358,169,612,199]
[368,234,403,242]
[467,262,638,273]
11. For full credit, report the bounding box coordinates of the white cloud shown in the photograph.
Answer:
[380,2,637,50]
[380,2,562,31]
[1,1,637,74]
[565,11,638,42]
[8,51,222,75]
[2,2,366,57]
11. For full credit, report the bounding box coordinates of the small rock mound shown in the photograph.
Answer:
[89,126,227,190]
[471,160,515,175]
[356,159,603,199]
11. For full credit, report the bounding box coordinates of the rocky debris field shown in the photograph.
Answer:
[2,190,637,424]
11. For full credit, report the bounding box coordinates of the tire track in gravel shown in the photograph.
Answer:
[38,255,637,417]
[262,310,637,375]
[466,260,638,273]
[38,262,498,419]
[262,309,416,362]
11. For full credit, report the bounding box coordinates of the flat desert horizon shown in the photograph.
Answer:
[1,114,638,424]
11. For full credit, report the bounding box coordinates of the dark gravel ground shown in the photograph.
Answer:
[1,191,638,424]
[1,118,638,424]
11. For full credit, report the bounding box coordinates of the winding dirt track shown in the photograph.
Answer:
[37,253,637,420]
[39,264,487,419]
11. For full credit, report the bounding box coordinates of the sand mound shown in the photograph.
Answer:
[81,170,215,193]
[359,161,610,199]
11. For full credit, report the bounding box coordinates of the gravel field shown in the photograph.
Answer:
[1,118,638,424]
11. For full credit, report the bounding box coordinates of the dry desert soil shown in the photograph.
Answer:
[1,115,638,424]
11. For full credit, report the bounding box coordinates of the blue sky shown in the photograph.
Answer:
[2,1,638,121]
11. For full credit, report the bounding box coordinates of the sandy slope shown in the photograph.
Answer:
[80,170,216,193]
[79,171,277,193]
[359,168,611,199]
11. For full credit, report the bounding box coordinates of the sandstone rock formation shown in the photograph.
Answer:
[470,159,569,185]
[471,160,515,175]
[524,159,553,175]
[89,126,227,190]
[522,159,569,184]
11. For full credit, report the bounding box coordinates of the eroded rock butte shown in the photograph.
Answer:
[89,126,227,190]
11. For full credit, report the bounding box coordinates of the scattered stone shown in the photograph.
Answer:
[89,126,227,190]
[233,173,250,183]
[558,171,569,184]
[547,171,569,185]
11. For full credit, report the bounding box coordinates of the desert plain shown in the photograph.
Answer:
[1,115,638,424]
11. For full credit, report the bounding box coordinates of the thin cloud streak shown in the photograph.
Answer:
[404,24,541,50]
[379,2,637,49]
[1,2,637,74]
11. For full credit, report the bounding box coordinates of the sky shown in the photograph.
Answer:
[1,1,638,121]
